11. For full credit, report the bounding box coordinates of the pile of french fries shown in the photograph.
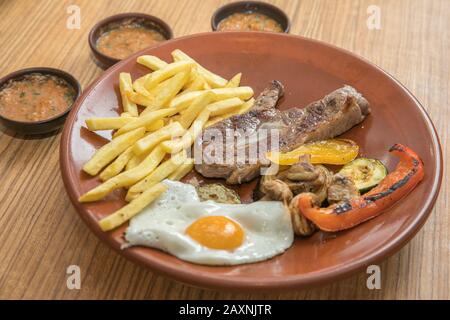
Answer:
[79,49,255,232]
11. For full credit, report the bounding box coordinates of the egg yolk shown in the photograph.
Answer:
[185,216,244,250]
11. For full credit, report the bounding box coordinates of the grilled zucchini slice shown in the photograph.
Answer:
[338,158,387,193]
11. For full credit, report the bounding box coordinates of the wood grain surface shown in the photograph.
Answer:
[0,0,448,300]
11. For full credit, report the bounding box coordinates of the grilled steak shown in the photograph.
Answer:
[195,81,370,184]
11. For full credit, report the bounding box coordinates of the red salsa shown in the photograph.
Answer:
[0,73,76,122]
[96,25,166,60]
[217,12,283,32]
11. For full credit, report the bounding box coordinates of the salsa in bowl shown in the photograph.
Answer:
[211,1,290,33]
[0,67,81,135]
[89,13,173,68]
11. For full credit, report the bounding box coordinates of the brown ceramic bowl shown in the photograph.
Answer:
[60,32,442,291]
[211,1,290,33]
[88,13,174,69]
[0,67,81,135]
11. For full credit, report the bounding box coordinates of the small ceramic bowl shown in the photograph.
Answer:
[88,13,174,69]
[0,67,81,135]
[211,1,290,33]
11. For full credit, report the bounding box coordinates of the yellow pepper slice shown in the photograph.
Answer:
[267,139,359,165]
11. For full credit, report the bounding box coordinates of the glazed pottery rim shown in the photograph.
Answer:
[0,67,81,126]
[88,12,174,65]
[211,0,291,33]
[60,31,442,291]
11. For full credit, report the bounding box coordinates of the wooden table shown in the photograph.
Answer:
[0,0,448,300]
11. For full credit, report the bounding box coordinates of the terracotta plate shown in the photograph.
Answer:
[60,32,442,291]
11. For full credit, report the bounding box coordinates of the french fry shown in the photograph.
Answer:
[119,73,138,116]
[207,97,244,116]
[148,70,191,97]
[168,158,194,181]
[169,86,253,110]
[98,183,168,231]
[181,69,206,94]
[237,97,255,113]
[160,135,186,155]
[171,49,228,88]
[126,122,168,170]
[127,91,154,107]
[79,145,166,202]
[99,146,134,181]
[147,77,170,96]
[166,115,180,125]
[168,91,203,110]
[161,109,210,154]
[205,117,221,128]
[183,68,200,86]
[115,108,179,136]
[79,50,255,233]
[132,75,152,97]
[225,73,242,88]
[144,60,194,91]
[178,91,215,128]
[147,119,164,131]
[133,122,185,155]
[85,117,134,131]
[205,97,254,127]
[126,151,187,201]
[130,77,182,109]
[82,127,145,176]
[126,151,148,170]
[137,55,168,70]
[137,74,191,109]
[182,76,206,94]
[141,71,190,114]
[182,77,205,94]
[205,118,220,128]
[120,112,134,118]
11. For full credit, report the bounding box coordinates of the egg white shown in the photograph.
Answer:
[124,180,294,266]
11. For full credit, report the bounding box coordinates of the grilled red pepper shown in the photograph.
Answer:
[296,144,424,232]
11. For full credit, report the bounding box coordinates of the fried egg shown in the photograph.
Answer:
[125,180,294,265]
